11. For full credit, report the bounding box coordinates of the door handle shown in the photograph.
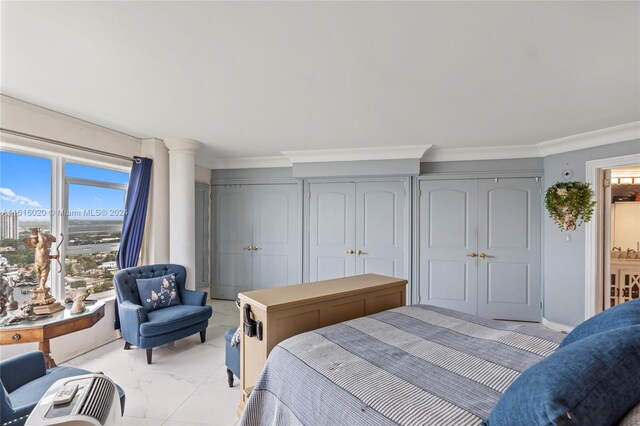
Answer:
[252,246,261,251]
[346,249,355,255]
[479,253,494,259]
[356,250,367,256]
[243,246,253,251]
[467,252,478,258]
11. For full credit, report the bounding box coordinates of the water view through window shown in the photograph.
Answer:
[65,164,128,299]
[0,151,128,305]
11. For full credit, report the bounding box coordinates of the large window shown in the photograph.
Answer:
[0,151,52,306]
[64,164,128,299]
[0,149,129,302]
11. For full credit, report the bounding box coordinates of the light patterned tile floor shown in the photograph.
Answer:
[66,300,241,426]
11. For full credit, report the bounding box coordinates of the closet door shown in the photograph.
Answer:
[211,186,253,300]
[195,183,210,291]
[355,181,406,278]
[419,180,478,314]
[251,184,301,289]
[309,183,356,281]
[477,178,541,321]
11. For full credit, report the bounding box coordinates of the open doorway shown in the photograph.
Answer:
[585,153,640,320]
[605,166,640,309]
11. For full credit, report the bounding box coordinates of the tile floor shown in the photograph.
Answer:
[67,300,241,426]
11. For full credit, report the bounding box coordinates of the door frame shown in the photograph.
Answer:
[584,153,640,319]
[303,177,412,301]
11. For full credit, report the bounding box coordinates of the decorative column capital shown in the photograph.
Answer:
[164,138,200,154]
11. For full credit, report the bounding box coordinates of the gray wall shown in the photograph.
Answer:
[420,158,543,175]
[543,139,640,327]
[211,167,295,183]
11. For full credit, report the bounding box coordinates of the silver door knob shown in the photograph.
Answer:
[243,246,252,251]
[252,246,261,251]
[356,250,367,256]
[346,249,355,255]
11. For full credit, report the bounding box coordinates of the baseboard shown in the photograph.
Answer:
[542,317,574,334]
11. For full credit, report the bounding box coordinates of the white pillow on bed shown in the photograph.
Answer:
[619,402,640,426]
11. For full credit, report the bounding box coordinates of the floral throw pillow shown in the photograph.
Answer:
[136,274,182,312]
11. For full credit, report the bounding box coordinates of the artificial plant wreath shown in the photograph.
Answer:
[545,181,596,231]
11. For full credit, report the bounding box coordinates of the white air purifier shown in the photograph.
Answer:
[26,374,121,426]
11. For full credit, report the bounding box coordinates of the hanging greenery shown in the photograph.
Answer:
[545,181,596,231]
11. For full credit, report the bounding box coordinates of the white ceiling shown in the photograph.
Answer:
[1,1,639,167]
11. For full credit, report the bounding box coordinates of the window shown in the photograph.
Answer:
[64,163,128,299]
[0,149,129,303]
[0,151,52,306]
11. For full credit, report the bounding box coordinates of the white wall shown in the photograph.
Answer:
[1,95,141,158]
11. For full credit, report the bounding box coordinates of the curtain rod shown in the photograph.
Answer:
[0,127,140,163]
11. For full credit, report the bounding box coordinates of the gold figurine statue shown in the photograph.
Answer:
[22,228,65,314]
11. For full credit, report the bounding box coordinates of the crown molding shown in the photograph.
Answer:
[424,144,540,162]
[536,121,640,157]
[282,144,432,164]
[204,123,639,169]
[207,155,291,170]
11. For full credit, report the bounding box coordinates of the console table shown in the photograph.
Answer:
[238,274,407,407]
[0,302,105,368]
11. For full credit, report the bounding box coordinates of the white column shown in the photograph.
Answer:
[141,138,170,265]
[164,138,200,290]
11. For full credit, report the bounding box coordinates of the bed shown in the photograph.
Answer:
[240,304,565,426]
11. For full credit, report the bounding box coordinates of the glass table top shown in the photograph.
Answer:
[0,301,105,329]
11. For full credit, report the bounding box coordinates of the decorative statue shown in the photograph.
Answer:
[0,275,12,317]
[22,228,64,314]
[70,288,88,314]
[0,304,36,326]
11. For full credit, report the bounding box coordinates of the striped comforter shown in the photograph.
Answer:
[240,304,565,426]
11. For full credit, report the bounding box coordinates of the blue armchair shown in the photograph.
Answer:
[113,264,213,364]
[0,351,125,426]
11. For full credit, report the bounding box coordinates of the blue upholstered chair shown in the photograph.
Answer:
[0,351,126,426]
[113,264,213,364]
[225,327,240,387]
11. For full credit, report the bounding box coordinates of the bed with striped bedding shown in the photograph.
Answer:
[240,304,565,426]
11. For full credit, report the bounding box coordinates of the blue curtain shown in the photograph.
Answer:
[115,156,152,329]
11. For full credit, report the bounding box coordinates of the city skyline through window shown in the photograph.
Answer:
[0,150,129,304]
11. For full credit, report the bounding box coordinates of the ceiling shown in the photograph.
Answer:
[1,1,639,167]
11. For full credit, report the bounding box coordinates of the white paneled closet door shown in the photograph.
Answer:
[309,183,356,281]
[419,180,479,314]
[212,185,253,299]
[251,184,301,289]
[419,178,542,321]
[477,178,541,321]
[308,180,407,282]
[355,181,406,278]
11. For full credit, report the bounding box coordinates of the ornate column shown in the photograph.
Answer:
[164,138,200,290]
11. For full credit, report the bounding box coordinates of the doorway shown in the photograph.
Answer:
[606,166,640,309]
[585,154,640,319]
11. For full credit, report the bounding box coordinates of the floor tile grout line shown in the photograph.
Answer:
[161,364,219,424]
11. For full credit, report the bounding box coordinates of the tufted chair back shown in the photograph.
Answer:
[113,264,187,307]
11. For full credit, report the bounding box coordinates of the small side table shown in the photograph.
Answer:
[0,302,105,368]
